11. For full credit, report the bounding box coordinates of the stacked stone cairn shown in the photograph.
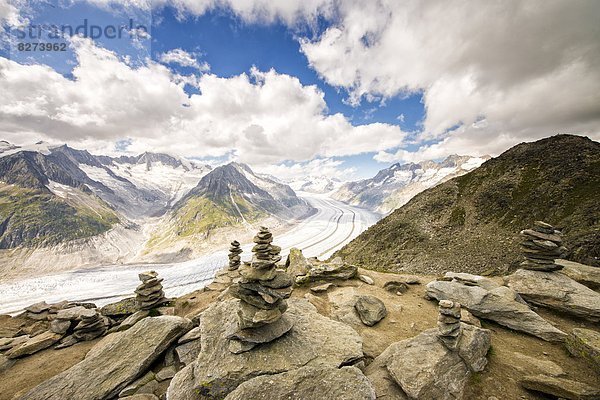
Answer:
[228,240,243,270]
[135,271,168,310]
[227,227,293,353]
[520,221,566,272]
[72,308,107,341]
[437,300,462,350]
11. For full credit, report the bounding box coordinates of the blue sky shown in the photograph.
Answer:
[1,1,598,181]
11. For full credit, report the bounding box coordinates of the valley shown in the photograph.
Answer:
[0,193,380,314]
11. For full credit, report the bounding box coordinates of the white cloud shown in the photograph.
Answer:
[159,48,210,71]
[298,0,600,160]
[0,37,407,165]
[0,0,27,27]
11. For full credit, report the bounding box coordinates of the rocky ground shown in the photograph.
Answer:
[0,251,599,400]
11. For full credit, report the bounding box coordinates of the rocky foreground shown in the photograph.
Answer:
[1,227,600,400]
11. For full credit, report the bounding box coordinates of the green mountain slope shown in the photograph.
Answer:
[0,183,119,248]
[335,135,600,274]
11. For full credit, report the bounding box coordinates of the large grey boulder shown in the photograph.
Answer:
[354,295,387,326]
[366,324,490,400]
[520,374,600,400]
[167,298,363,400]
[426,273,566,342]
[224,365,376,400]
[20,316,191,400]
[505,269,600,321]
[556,259,600,291]
[565,328,600,368]
[295,257,358,284]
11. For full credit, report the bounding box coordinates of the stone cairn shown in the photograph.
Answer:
[227,227,293,353]
[135,271,168,310]
[520,221,566,272]
[437,300,462,350]
[73,308,107,341]
[228,240,243,270]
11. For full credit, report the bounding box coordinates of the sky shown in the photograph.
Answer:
[0,0,599,181]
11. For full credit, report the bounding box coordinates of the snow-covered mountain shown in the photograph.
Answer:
[288,176,344,194]
[333,155,490,214]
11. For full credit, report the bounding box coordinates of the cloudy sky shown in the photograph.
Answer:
[0,0,599,180]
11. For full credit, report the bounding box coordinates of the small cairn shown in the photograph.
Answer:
[437,300,462,350]
[227,227,293,353]
[228,240,243,270]
[135,271,168,310]
[73,308,107,341]
[519,221,566,271]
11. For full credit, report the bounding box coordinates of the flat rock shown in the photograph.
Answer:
[310,283,334,293]
[55,306,95,321]
[100,297,138,318]
[295,260,358,284]
[20,316,191,400]
[565,328,600,368]
[167,298,363,400]
[224,365,376,400]
[520,374,600,400]
[25,301,51,314]
[354,295,387,326]
[178,326,201,344]
[119,371,156,397]
[384,324,491,400]
[6,331,62,358]
[557,259,600,290]
[426,275,566,342]
[175,339,202,366]
[505,269,600,322]
[504,352,565,377]
[117,310,150,331]
[156,365,177,382]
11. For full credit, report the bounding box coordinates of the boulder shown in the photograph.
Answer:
[556,259,600,290]
[167,299,363,400]
[383,281,409,294]
[295,259,358,284]
[19,316,191,400]
[354,295,387,326]
[565,328,600,368]
[224,365,376,400]
[175,339,202,366]
[382,324,491,400]
[100,297,138,318]
[359,275,374,285]
[6,331,62,358]
[285,248,310,278]
[506,269,600,321]
[426,273,566,342]
[520,374,600,400]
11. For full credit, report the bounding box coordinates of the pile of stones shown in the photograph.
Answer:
[228,240,243,270]
[520,221,566,272]
[227,227,293,353]
[135,271,168,310]
[73,309,107,341]
[437,300,462,350]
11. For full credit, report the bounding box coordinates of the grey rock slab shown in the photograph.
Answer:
[520,374,600,400]
[565,328,600,368]
[310,283,335,293]
[117,310,150,331]
[506,269,600,321]
[0,354,16,373]
[506,352,565,377]
[167,298,363,400]
[20,316,191,400]
[223,365,376,400]
[426,277,566,342]
[119,371,156,397]
[6,331,62,358]
[55,306,95,321]
[100,297,138,318]
[175,339,202,366]
[177,326,201,344]
[354,295,387,326]
[156,365,177,382]
[557,259,600,290]
[295,261,358,284]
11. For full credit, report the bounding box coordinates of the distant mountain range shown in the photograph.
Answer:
[332,155,490,214]
[288,176,344,194]
[336,134,600,274]
[0,142,314,269]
